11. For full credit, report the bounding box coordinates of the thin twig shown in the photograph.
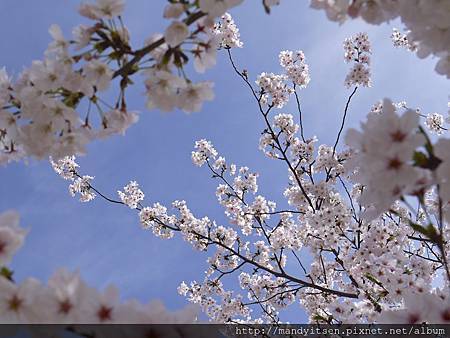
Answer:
[332,86,358,155]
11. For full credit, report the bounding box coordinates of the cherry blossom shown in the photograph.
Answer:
[79,0,125,20]
[164,21,190,47]
[178,82,215,113]
[343,32,371,88]
[391,28,417,52]
[198,0,244,18]
[279,50,310,88]
[163,4,185,19]
[214,13,243,49]
[0,211,27,266]
[69,175,96,202]
[425,113,445,135]
[256,72,292,108]
[345,99,425,218]
[118,181,145,209]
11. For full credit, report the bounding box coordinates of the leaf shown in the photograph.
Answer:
[108,51,122,60]
[110,30,124,46]
[408,221,440,245]
[94,41,109,53]
[412,151,428,167]
[364,273,383,287]
[63,92,84,108]
[408,221,428,235]
[162,49,174,66]
[312,314,328,322]
[424,223,441,243]
[130,64,140,75]
[0,267,14,282]
[412,150,442,170]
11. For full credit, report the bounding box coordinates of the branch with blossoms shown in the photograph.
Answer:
[2,0,448,167]
[51,21,450,324]
[0,0,261,165]
[51,154,361,322]
[206,48,450,321]
[52,129,450,324]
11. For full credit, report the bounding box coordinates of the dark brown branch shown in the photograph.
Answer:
[332,86,358,155]
[293,85,306,142]
[112,11,206,79]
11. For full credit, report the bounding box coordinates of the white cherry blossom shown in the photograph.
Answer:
[0,211,27,266]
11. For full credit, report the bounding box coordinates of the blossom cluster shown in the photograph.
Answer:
[279,50,310,88]
[425,113,445,135]
[343,32,371,88]
[144,8,246,113]
[4,0,447,169]
[0,269,197,325]
[256,72,293,108]
[69,175,96,203]
[255,49,310,109]
[118,181,145,209]
[391,28,417,52]
[214,13,243,48]
[342,98,450,323]
[435,139,450,223]
[145,69,215,113]
[52,156,96,202]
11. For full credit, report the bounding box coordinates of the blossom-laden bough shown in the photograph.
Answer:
[1,0,448,166]
[0,0,247,165]
[52,21,450,324]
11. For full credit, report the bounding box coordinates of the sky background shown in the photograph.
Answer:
[0,0,449,323]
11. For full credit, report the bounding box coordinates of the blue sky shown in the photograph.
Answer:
[0,0,449,323]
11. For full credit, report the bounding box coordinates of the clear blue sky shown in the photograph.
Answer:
[0,0,448,323]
